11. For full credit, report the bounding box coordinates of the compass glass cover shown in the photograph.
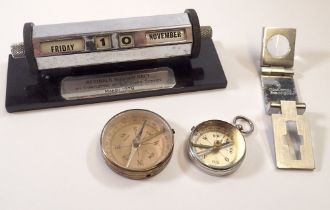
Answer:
[101,109,174,171]
[190,120,246,169]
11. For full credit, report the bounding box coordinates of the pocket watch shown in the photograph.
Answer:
[187,116,254,176]
[101,109,174,179]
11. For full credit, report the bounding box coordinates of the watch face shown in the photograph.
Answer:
[101,109,174,178]
[189,120,246,171]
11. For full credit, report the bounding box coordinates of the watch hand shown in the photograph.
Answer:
[140,129,165,144]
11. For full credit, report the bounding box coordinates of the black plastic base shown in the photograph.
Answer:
[5,39,227,113]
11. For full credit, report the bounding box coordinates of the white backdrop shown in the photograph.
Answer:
[0,0,329,209]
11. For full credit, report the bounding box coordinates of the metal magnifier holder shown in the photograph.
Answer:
[260,27,315,170]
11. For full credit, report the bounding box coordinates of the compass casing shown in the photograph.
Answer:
[187,120,246,176]
[101,109,174,179]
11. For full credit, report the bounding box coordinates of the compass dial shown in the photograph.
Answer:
[101,109,174,179]
[188,120,246,175]
[191,130,237,168]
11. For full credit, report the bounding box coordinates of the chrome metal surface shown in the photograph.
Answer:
[260,27,315,170]
[36,43,192,70]
[33,13,191,38]
[261,75,298,114]
[21,12,195,69]
[33,26,193,57]
[11,11,214,70]
[187,118,253,176]
[269,101,306,115]
[272,101,315,169]
[233,116,254,135]
[261,27,296,68]
[32,13,193,58]
[61,67,176,100]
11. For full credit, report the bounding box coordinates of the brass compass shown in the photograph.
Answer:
[101,109,174,179]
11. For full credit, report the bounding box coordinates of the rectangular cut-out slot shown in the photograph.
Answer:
[283,121,304,160]
[271,100,315,169]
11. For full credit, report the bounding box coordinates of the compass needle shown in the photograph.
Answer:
[191,143,213,149]
[125,120,147,167]
[126,146,138,167]
[197,147,214,156]
[140,129,165,144]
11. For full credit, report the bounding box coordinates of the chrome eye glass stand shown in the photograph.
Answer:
[260,27,315,170]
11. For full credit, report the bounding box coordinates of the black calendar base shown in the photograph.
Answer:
[5,39,227,113]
